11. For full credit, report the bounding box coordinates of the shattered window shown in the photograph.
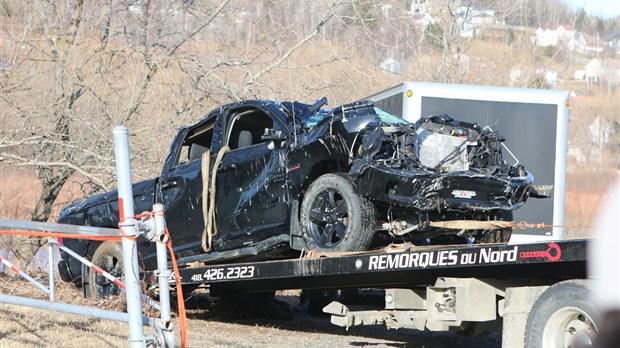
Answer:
[178,123,215,165]
[374,107,409,126]
[302,107,408,128]
[302,110,330,128]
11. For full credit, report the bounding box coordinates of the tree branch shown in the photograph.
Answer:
[168,0,231,57]
[243,11,335,96]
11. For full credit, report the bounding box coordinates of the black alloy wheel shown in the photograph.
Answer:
[300,174,375,252]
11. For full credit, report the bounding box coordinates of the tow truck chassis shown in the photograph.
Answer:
[158,240,585,291]
[146,239,590,348]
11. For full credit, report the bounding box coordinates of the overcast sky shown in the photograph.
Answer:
[562,0,620,19]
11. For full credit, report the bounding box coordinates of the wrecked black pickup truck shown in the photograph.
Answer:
[58,98,540,296]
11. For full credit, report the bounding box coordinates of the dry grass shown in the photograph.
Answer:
[0,274,131,347]
[0,276,501,348]
[0,167,41,220]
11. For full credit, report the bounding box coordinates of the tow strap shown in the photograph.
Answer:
[201,146,229,252]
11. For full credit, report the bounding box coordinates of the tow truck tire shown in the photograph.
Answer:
[524,280,599,348]
[88,242,124,299]
[300,174,375,252]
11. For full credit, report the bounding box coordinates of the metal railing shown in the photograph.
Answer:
[0,126,174,347]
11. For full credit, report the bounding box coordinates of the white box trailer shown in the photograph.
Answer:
[365,82,570,242]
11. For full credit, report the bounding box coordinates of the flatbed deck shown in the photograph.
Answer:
[156,239,587,292]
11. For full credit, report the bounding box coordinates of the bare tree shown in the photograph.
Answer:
[0,0,347,270]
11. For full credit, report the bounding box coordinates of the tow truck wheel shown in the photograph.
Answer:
[524,280,599,348]
[300,174,375,252]
[88,242,124,299]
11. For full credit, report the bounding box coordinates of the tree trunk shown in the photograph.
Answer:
[6,167,73,275]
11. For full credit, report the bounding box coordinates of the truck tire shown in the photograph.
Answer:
[300,174,375,252]
[524,280,599,348]
[88,242,124,299]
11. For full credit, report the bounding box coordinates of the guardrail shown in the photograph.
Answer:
[0,126,178,348]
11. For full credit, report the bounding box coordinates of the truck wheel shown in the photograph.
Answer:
[88,242,124,299]
[300,174,375,252]
[524,280,599,348]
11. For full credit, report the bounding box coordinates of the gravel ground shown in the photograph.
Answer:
[0,275,502,347]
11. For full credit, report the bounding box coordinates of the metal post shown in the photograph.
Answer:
[0,294,156,327]
[113,125,146,347]
[48,238,55,302]
[153,204,171,323]
[153,203,175,347]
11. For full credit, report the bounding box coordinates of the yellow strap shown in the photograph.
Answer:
[201,145,230,252]
[429,220,512,230]
[201,150,211,252]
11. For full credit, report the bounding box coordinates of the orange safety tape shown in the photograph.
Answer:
[118,211,165,222]
[165,227,188,348]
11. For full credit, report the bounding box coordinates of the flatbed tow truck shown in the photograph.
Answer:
[148,238,594,348]
[142,83,594,348]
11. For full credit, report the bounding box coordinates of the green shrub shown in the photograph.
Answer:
[542,45,556,58]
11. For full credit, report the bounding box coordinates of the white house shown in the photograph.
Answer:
[536,68,559,86]
[408,0,429,15]
[585,58,603,83]
[456,6,496,38]
[533,26,586,51]
[574,69,586,80]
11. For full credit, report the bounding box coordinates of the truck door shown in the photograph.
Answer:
[158,119,216,259]
[213,106,289,250]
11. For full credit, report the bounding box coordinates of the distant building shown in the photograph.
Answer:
[535,68,559,86]
[379,57,402,74]
[408,0,429,15]
[533,26,586,51]
[585,58,603,83]
[456,6,496,38]
[406,0,439,26]
[412,12,438,26]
